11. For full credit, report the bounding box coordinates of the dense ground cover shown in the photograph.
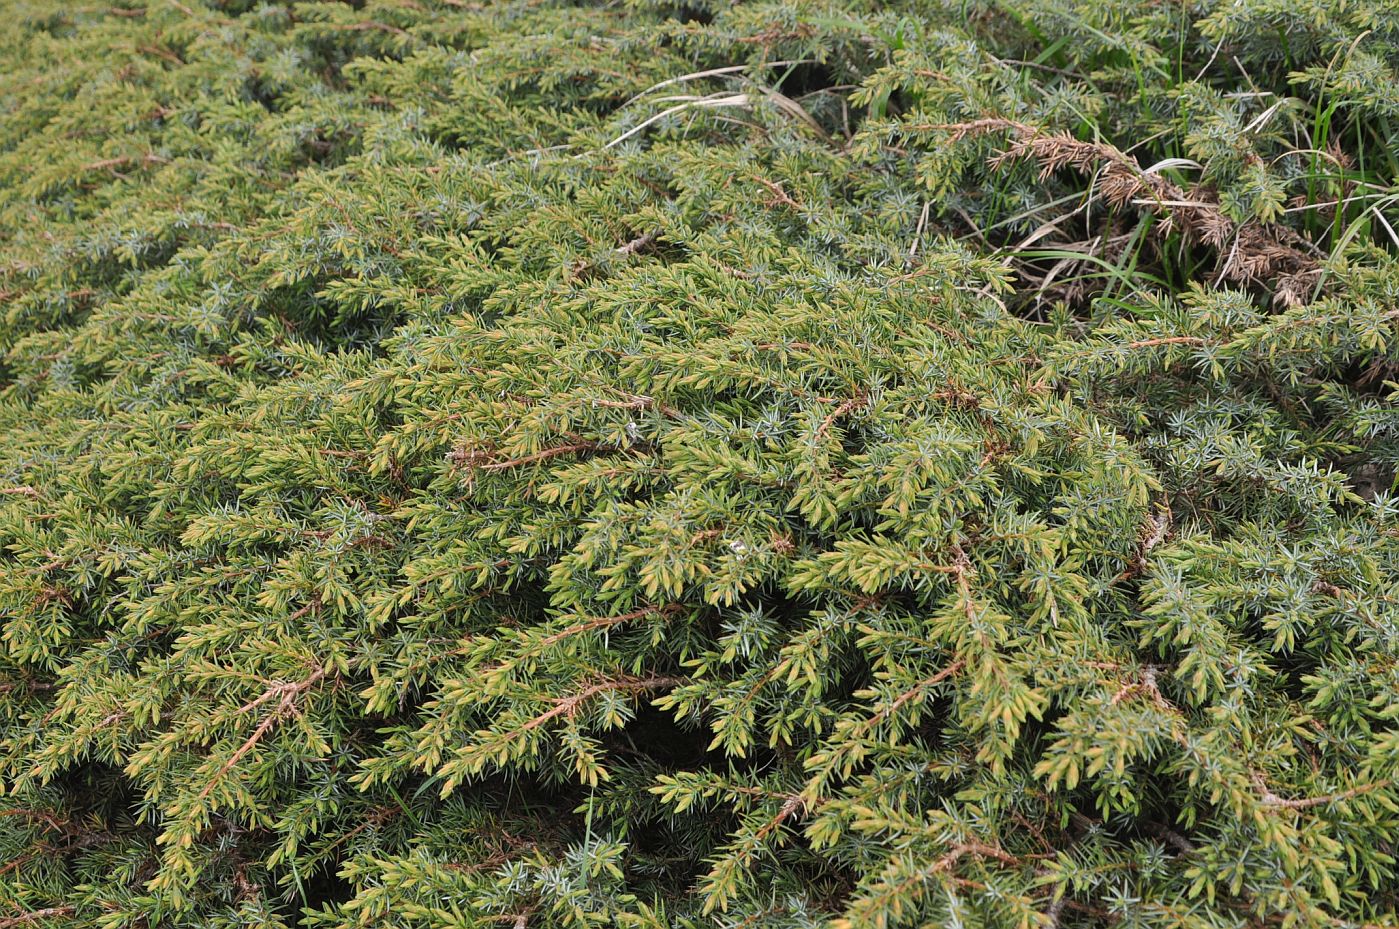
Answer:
[2,1,1399,926]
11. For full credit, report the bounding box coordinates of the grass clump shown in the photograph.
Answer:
[2,1,1399,927]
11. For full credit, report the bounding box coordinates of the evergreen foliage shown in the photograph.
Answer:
[2,1,1399,927]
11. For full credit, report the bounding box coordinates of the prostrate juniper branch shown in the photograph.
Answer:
[1,2,1399,928]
